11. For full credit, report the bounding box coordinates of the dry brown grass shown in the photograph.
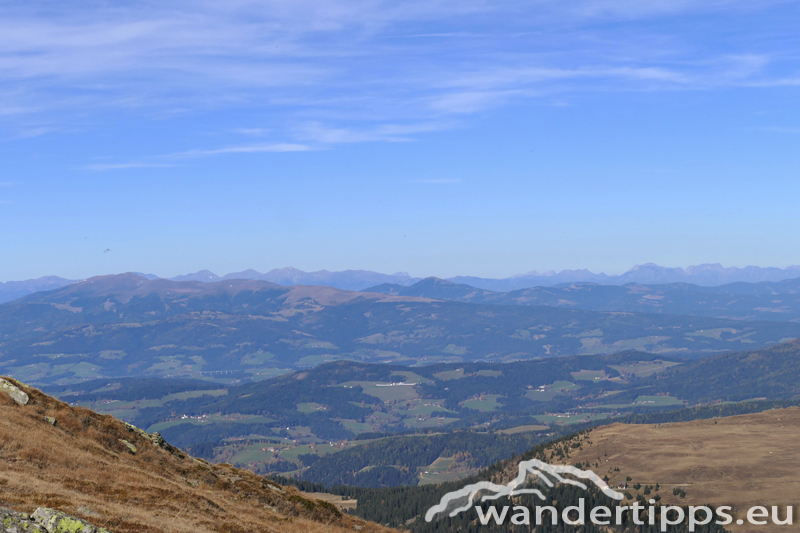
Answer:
[504,407,800,532]
[0,377,395,533]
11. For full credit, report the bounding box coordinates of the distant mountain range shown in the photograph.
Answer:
[169,267,419,290]
[3,263,800,304]
[449,263,800,292]
[365,276,800,322]
[3,273,800,385]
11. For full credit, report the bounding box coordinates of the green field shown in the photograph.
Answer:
[525,390,557,401]
[433,369,465,380]
[552,380,580,390]
[633,395,684,406]
[442,344,467,355]
[686,328,739,340]
[402,417,458,429]
[526,380,579,401]
[570,370,607,381]
[340,381,420,402]
[418,455,479,486]
[609,360,681,378]
[161,389,227,402]
[460,394,503,412]
[146,414,276,434]
[390,370,432,384]
[418,471,471,485]
[586,395,684,410]
[392,402,454,418]
[338,419,373,434]
[297,402,327,413]
[534,413,609,425]
[499,424,548,434]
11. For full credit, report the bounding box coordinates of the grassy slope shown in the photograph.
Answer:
[504,408,800,532]
[0,377,392,533]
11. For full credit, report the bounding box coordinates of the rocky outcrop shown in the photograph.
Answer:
[0,379,28,406]
[121,422,186,457]
[0,507,45,533]
[1,507,108,533]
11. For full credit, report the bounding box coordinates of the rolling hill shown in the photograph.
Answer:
[0,276,75,305]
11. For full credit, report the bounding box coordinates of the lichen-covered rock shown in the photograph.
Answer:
[30,509,109,533]
[0,508,47,533]
[44,417,57,426]
[0,379,29,406]
[120,440,136,454]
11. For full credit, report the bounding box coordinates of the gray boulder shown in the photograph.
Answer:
[0,379,29,406]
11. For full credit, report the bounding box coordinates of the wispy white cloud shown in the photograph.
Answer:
[298,121,451,143]
[83,162,179,171]
[83,142,314,171]
[171,143,313,157]
[0,0,796,156]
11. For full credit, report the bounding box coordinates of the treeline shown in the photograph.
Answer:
[299,431,546,487]
[621,398,800,425]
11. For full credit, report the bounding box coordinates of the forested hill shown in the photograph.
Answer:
[649,338,800,402]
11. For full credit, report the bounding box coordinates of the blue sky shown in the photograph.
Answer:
[2,0,800,280]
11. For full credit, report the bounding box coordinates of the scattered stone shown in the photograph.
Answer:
[0,379,29,406]
[44,417,56,427]
[120,440,136,454]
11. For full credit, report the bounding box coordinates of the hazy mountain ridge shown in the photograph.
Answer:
[365,276,800,322]
[169,267,421,290]
[0,276,76,305]
[5,263,800,304]
[450,263,800,291]
[2,274,800,386]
